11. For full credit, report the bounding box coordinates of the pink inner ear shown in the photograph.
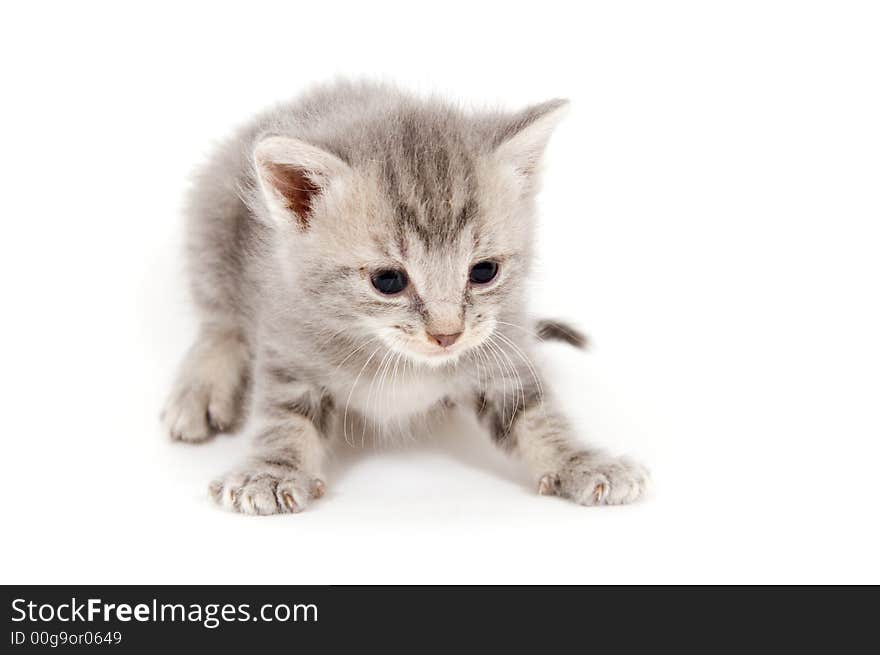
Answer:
[263,161,320,229]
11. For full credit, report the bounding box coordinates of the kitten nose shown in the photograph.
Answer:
[428,331,462,348]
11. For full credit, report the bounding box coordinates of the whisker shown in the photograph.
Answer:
[364,347,395,446]
[343,344,382,446]
[487,334,527,434]
[374,345,401,444]
[481,337,510,428]
[335,336,378,372]
[390,349,407,442]
[494,320,544,341]
[313,324,359,351]
[492,331,546,414]
[493,331,544,398]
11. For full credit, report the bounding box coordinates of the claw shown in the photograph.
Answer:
[206,412,224,432]
[538,474,559,496]
[208,480,223,503]
[281,491,299,512]
[311,479,326,499]
[592,482,607,504]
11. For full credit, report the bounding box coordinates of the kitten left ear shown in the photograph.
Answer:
[492,98,569,183]
[253,136,350,230]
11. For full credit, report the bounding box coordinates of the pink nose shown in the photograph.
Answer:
[428,332,462,348]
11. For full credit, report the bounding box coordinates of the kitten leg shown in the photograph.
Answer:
[210,369,331,515]
[478,393,649,506]
[163,326,250,442]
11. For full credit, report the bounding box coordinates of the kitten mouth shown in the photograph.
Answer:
[420,343,458,357]
[426,336,471,357]
[387,331,475,363]
[404,340,466,362]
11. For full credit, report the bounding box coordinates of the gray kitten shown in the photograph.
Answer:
[163,81,649,514]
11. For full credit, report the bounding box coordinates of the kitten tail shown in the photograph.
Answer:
[535,319,588,349]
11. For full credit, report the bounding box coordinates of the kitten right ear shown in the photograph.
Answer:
[253,136,349,229]
[491,99,569,194]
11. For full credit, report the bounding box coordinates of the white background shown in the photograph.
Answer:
[2,1,878,584]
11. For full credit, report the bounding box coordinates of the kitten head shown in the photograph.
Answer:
[252,94,567,366]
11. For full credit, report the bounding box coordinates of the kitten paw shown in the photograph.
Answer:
[163,332,248,442]
[163,387,219,443]
[210,467,325,515]
[539,454,650,506]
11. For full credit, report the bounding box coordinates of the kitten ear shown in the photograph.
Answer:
[253,136,349,229]
[492,98,569,187]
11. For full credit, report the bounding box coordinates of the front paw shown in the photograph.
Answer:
[209,466,325,515]
[162,334,248,443]
[539,454,650,506]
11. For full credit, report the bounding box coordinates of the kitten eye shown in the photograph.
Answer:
[371,269,409,295]
[469,261,499,285]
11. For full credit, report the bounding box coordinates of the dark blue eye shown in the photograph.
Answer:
[469,261,498,284]
[371,269,408,295]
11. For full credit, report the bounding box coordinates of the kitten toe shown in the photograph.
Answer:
[310,478,326,499]
[207,392,239,432]
[163,388,212,443]
[537,473,560,496]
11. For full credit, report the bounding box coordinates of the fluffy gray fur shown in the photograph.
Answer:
[163,80,648,514]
